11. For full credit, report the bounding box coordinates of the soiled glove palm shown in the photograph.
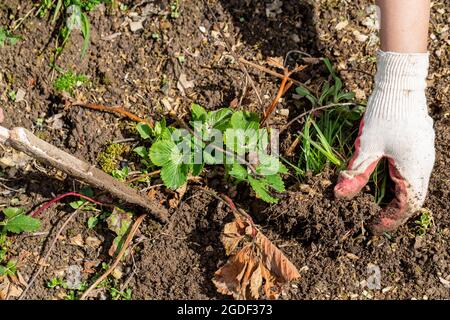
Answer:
[334,51,435,234]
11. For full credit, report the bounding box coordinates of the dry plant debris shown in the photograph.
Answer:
[213,210,300,299]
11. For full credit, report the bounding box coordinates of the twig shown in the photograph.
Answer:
[80,214,146,300]
[12,7,36,32]
[30,192,112,217]
[239,57,313,90]
[0,126,168,223]
[126,170,161,184]
[260,63,307,126]
[19,203,88,300]
[280,102,357,134]
[69,100,154,128]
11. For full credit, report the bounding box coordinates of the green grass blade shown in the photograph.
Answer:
[52,0,63,25]
[80,11,90,58]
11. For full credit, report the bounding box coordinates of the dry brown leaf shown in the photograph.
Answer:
[213,246,250,298]
[260,262,281,299]
[70,234,84,247]
[255,232,300,282]
[249,263,263,299]
[221,220,246,255]
[214,213,300,300]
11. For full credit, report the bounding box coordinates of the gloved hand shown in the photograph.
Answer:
[334,50,435,234]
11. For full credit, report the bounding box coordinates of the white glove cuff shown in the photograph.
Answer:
[365,50,430,121]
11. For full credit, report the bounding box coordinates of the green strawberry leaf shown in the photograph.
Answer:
[149,139,179,166]
[265,174,285,192]
[191,103,207,122]
[248,176,279,204]
[230,111,260,131]
[4,213,41,234]
[160,162,189,189]
[133,146,148,158]
[229,163,248,181]
[207,108,232,131]
[136,123,152,140]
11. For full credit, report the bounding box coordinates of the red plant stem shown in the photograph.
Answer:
[30,192,112,217]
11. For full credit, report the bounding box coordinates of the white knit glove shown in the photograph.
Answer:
[334,51,435,234]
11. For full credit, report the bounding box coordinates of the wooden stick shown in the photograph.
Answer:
[0,126,168,223]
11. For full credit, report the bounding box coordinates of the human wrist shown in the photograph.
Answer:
[365,50,430,121]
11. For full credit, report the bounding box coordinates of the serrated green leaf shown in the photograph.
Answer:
[248,176,279,204]
[230,111,260,131]
[229,163,248,180]
[224,127,258,155]
[2,207,24,218]
[134,146,148,158]
[160,162,189,189]
[207,108,232,131]
[5,214,41,234]
[256,154,283,176]
[136,123,152,140]
[191,103,207,122]
[149,139,179,166]
[265,174,285,192]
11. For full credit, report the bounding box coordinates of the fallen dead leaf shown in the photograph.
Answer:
[213,212,300,300]
[177,73,195,96]
[70,234,84,247]
[85,236,102,248]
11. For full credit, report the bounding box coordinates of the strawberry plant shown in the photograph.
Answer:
[134,104,288,203]
[0,207,41,276]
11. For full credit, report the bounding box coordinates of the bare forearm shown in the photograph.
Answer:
[376,0,430,53]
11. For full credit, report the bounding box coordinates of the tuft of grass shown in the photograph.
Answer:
[370,159,388,205]
[53,70,88,94]
[295,58,364,176]
[37,0,108,59]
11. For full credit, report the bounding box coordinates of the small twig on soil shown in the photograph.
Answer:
[80,214,146,300]
[280,102,358,134]
[18,203,88,300]
[69,99,154,128]
[126,170,161,184]
[239,57,313,91]
[30,191,111,217]
[260,63,307,126]
[0,126,169,223]
[11,7,36,31]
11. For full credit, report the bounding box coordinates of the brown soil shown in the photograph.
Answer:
[0,0,449,300]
